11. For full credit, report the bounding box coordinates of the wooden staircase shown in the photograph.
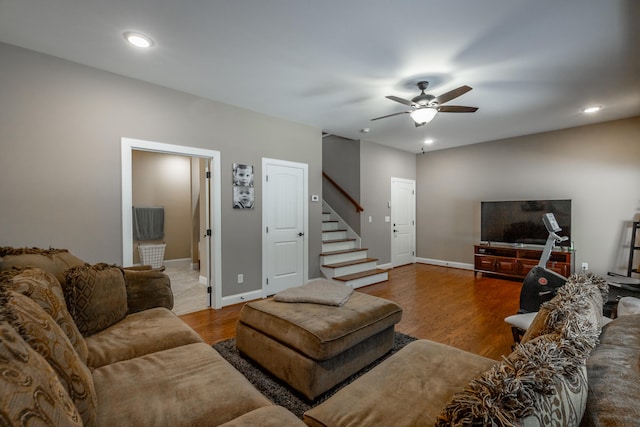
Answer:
[320,210,388,288]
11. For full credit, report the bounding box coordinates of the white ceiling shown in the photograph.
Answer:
[1,0,638,153]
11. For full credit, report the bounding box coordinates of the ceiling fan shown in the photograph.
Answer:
[371,81,478,126]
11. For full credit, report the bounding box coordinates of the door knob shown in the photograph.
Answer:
[298,232,304,237]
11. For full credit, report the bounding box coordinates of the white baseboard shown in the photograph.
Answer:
[415,257,474,271]
[163,258,191,266]
[221,290,264,307]
[199,275,207,285]
[377,262,393,270]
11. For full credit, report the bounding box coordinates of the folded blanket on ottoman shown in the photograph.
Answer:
[274,279,353,306]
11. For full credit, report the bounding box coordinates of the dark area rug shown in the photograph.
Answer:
[213,332,417,419]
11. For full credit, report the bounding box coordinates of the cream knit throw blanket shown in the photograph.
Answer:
[274,279,353,306]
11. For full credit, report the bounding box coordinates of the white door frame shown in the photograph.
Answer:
[261,157,309,297]
[121,137,223,309]
[390,177,416,267]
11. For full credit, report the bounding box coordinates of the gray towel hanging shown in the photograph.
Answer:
[133,206,165,240]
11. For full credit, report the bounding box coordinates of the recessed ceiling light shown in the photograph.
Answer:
[582,105,602,114]
[123,32,154,48]
[424,138,434,145]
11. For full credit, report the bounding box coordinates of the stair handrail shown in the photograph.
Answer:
[322,171,364,212]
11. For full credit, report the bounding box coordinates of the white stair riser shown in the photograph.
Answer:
[322,241,356,252]
[322,261,378,278]
[320,251,367,265]
[343,272,388,289]
[322,222,339,231]
[322,230,347,241]
[322,213,331,221]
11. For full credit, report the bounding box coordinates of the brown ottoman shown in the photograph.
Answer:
[235,292,403,400]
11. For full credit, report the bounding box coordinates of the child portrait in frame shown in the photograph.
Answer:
[232,163,254,209]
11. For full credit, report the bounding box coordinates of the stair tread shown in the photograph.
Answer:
[333,268,389,282]
[322,220,339,223]
[322,238,356,244]
[320,248,368,256]
[323,257,378,268]
[322,229,347,233]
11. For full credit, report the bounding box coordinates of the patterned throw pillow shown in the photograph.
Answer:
[436,334,588,427]
[64,263,128,336]
[5,291,97,426]
[0,320,83,427]
[0,267,88,363]
[0,247,85,285]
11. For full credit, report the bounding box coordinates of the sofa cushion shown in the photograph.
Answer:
[239,292,403,360]
[0,267,88,363]
[123,267,174,313]
[218,406,306,426]
[436,334,588,427]
[3,291,97,426]
[64,263,128,336]
[303,339,496,427]
[582,313,640,426]
[0,320,83,427]
[84,307,203,368]
[0,247,85,285]
[92,342,273,426]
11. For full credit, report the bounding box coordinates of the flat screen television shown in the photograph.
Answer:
[481,199,571,247]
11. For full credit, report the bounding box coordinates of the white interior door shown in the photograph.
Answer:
[391,177,415,267]
[262,158,307,296]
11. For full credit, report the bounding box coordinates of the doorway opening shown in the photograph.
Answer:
[121,138,222,310]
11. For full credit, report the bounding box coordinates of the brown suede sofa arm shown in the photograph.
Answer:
[123,268,174,313]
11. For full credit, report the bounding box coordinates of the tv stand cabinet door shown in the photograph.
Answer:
[495,258,517,276]
[475,255,497,272]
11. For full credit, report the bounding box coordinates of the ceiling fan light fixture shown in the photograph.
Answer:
[410,107,437,124]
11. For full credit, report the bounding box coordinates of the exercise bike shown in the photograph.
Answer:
[518,213,569,313]
[505,213,568,343]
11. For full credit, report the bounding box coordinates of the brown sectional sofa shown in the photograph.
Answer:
[0,247,305,427]
[2,246,635,426]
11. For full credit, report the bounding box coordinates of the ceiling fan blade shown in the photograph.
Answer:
[434,85,472,105]
[386,95,414,106]
[370,111,410,121]
[438,105,478,113]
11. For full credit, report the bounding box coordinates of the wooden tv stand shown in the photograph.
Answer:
[474,244,574,280]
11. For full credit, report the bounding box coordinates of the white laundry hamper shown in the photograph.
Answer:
[138,243,166,268]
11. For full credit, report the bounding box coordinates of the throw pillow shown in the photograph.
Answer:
[64,263,128,336]
[3,291,97,426]
[0,319,83,427]
[0,267,88,363]
[0,247,85,285]
[123,268,174,313]
[436,334,588,427]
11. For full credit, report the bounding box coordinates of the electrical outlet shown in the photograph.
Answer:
[581,262,588,271]
[237,274,244,284]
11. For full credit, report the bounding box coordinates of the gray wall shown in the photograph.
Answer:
[322,135,361,234]
[416,116,640,276]
[360,141,417,264]
[0,42,323,299]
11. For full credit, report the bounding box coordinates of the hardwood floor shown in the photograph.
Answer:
[179,263,523,360]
